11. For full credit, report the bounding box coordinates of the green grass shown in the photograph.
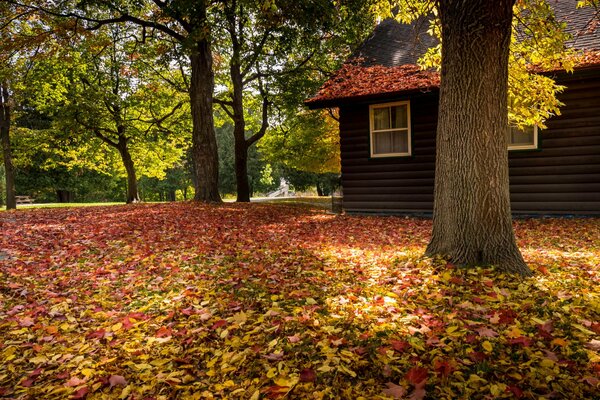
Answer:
[2,197,333,211]
[1,202,124,211]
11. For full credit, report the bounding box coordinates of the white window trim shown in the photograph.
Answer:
[508,125,539,151]
[369,101,412,158]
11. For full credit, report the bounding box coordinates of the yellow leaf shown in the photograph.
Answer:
[572,324,594,335]
[274,376,298,388]
[446,325,458,334]
[119,385,131,400]
[29,356,48,364]
[539,358,554,368]
[337,364,357,377]
[506,326,524,338]
[267,368,277,378]
[482,341,493,353]
[249,390,260,400]
[490,383,507,396]
[112,322,123,332]
[81,368,94,378]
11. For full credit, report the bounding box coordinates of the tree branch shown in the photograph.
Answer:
[246,83,269,147]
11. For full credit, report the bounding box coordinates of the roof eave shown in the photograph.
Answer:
[305,86,440,109]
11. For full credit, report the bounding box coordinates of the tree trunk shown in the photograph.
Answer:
[167,190,176,202]
[117,138,140,204]
[56,190,73,203]
[425,0,531,276]
[189,38,221,203]
[231,63,252,202]
[0,81,15,210]
[316,183,324,197]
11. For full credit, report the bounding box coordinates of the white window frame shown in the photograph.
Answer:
[369,101,412,158]
[508,125,539,151]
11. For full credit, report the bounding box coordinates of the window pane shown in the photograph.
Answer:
[508,126,535,146]
[391,105,408,129]
[373,107,390,130]
[373,131,392,154]
[373,130,408,155]
[391,130,409,153]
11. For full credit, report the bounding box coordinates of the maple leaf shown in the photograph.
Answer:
[390,339,410,352]
[64,376,86,387]
[263,352,285,361]
[71,386,89,399]
[406,366,428,385]
[476,327,498,337]
[408,381,427,400]
[382,382,407,399]
[299,368,316,382]
[108,375,127,388]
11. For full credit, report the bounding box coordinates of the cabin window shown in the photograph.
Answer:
[508,125,538,150]
[369,101,411,157]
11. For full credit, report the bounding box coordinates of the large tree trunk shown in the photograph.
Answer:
[425,0,531,275]
[189,38,221,203]
[0,81,16,210]
[117,137,140,204]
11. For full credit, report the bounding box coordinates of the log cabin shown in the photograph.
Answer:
[306,0,600,215]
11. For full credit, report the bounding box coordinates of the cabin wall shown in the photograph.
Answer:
[338,69,600,215]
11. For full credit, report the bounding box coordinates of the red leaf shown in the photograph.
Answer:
[85,329,106,340]
[71,386,89,399]
[155,326,172,338]
[299,368,316,382]
[121,317,134,330]
[506,385,523,398]
[405,366,428,385]
[21,378,35,387]
[390,339,410,353]
[509,336,533,347]
[65,376,86,387]
[433,359,455,378]
[211,320,227,330]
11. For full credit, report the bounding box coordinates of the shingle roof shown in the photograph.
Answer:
[350,16,437,68]
[306,0,600,108]
[552,0,600,51]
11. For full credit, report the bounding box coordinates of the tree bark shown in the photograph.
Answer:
[425,0,531,275]
[117,137,140,204]
[189,38,221,203]
[231,60,252,202]
[0,81,16,210]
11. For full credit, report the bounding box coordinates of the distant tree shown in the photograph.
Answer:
[48,25,189,203]
[15,0,223,202]
[214,0,374,202]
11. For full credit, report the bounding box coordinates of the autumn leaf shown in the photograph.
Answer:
[299,368,316,382]
[109,375,127,388]
[382,382,407,398]
[406,366,428,385]
[0,203,599,399]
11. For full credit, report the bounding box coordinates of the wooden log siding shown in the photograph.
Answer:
[338,70,600,215]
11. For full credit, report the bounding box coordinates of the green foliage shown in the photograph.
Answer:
[216,123,280,196]
[259,110,340,174]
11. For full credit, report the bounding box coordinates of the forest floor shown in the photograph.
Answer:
[0,203,598,399]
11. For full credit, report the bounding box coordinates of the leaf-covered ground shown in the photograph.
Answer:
[0,203,599,399]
